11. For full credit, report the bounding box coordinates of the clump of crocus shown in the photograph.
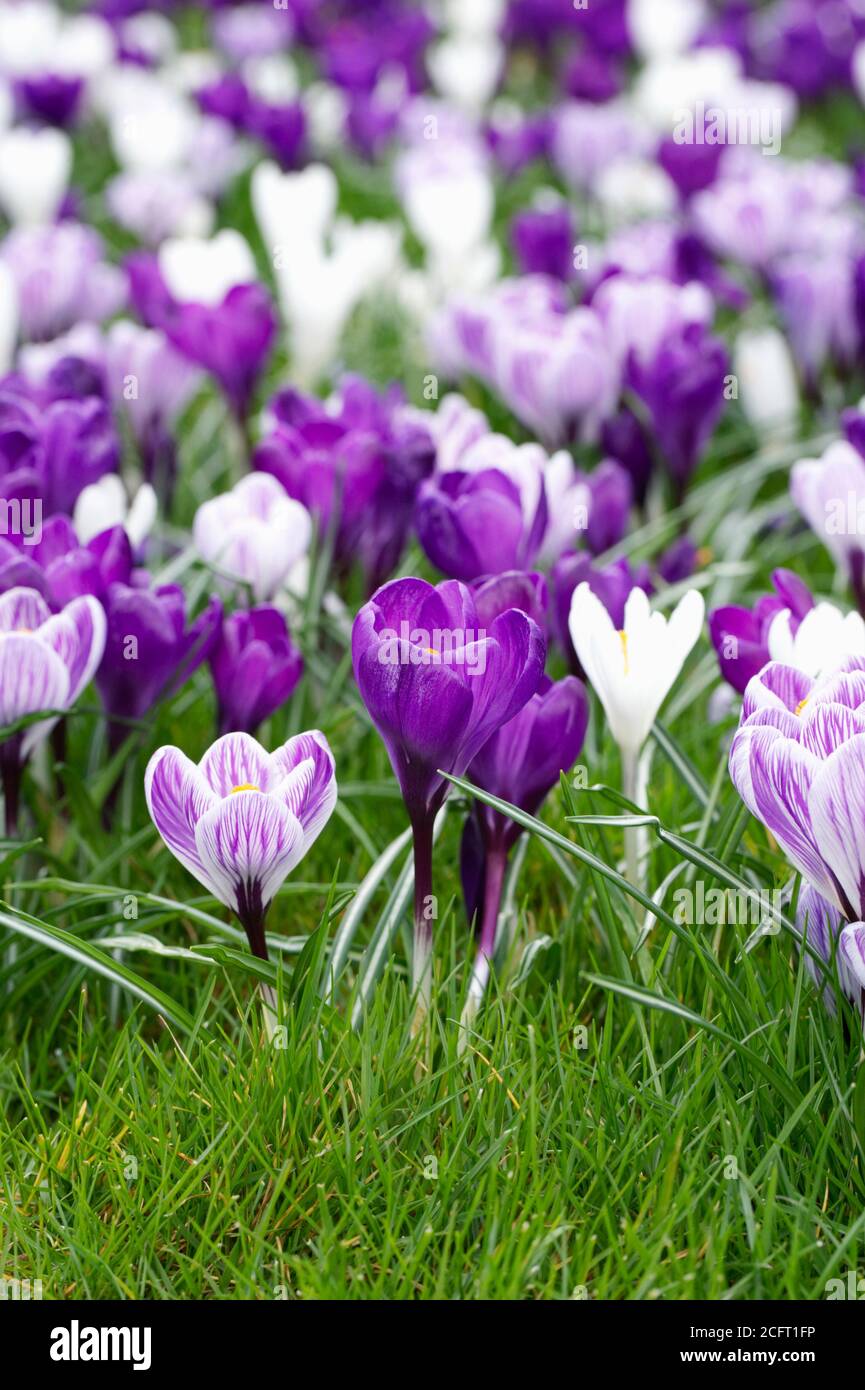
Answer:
[0,586,105,834]
[193,473,312,603]
[710,569,865,690]
[145,730,337,1023]
[461,674,588,1026]
[210,607,304,737]
[352,576,545,1012]
[728,658,865,1012]
[569,583,704,894]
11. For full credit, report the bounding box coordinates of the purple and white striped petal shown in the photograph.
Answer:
[144,746,218,893]
[728,708,800,816]
[748,730,836,902]
[0,586,52,635]
[198,731,274,798]
[36,596,106,702]
[810,734,865,920]
[270,730,337,848]
[194,790,304,913]
[0,632,70,754]
[838,923,865,1001]
[742,662,813,718]
[798,701,865,758]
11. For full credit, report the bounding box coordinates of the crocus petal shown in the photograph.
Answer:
[810,734,865,919]
[838,923,865,997]
[0,586,52,634]
[194,791,305,912]
[270,729,337,848]
[144,745,217,891]
[36,595,106,702]
[748,729,835,902]
[0,633,70,751]
[198,731,274,798]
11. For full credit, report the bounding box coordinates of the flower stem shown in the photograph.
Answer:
[460,840,508,1049]
[1,744,22,838]
[410,810,436,1023]
[621,747,652,985]
[236,885,278,1036]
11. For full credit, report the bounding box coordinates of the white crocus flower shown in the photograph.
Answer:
[627,0,706,61]
[158,229,256,306]
[570,581,705,768]
[734,326,799,438]
[0,126,71,225]
[251,161,400,385]
[767,603,865,679]
[193,473,312,602]
[74,477,158,550]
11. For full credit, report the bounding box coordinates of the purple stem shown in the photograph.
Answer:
[236,879,269,961]
[410,808,436,996]
[477,841,509,965]
[1,741,23,838]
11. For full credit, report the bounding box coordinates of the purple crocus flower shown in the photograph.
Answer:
[510,204,574,281]
[709,570,815,695]
[624,322,729,501]
[352,576,545,1003]
[791,440,865,614]
[461,674,589,1013]
[0,376,119,515]
[728,657,865,1006]
[210,607,304,737]
[126,245,276,422]
[0,587,105,834]
[15,75,84,128]
[470,570,548,629]
[145,729,336,963]
[415,468,547,583]
[96,583,222,751]
[254,376,434,592]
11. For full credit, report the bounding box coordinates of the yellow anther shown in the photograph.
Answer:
[618,629,629,674]
[230,783,260,794]
[794,697,808,717]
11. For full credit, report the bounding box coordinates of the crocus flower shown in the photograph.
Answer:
[510,203,574,282]
[0,586,105,833]
[254,375,434,592]
[0,376,120,515]
[415,468,546,582]
[126,230,277,420]
[728,658,865,1004]
[145,730,336,964]
[570,582,704,888]
[352,576,545,1002]
[733,327,799,439]
[552,552,651,673]
[193,474,312,604]
[709,570,815,695]
[1,223,125,342]
[73,476,157,551]
[96,584,222,752]
[791,440,865,614]
[210,607,304,737]
[461,674,589,1020]
[0,126,71,225]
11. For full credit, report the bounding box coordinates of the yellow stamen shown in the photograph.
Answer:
[794,697,808,717]
[618,629,629,675]
[230,783,260,794]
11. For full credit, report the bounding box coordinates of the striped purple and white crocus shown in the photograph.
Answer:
[729,658,865,1017]
[0,587,106,835]
[144,730,337,967]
